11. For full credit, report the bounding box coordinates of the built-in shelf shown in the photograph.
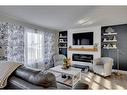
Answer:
[59,36,67,38]
[59,47,67,48]
[59,42,67,43]
[103,32,117,35]
[102,29,118,49]
[59,31,67,57]
[103,47,117,49]
[56,76,72,87]
[103,40,117,42]
[68,48,98,52]
[56,74,80,87]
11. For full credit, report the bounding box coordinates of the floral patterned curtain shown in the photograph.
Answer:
[44,32,58,68]
[0,22,24,63]
[0,23,8,59]
[7,24,24,63]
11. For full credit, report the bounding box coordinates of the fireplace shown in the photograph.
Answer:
[72,54,93,63]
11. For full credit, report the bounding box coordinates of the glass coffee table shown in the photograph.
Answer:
[50,65,81,89]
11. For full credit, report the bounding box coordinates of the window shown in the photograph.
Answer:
[25,30,44,66]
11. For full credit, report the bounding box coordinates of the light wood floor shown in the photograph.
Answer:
[57,72,127,90]
[81,72,127,90]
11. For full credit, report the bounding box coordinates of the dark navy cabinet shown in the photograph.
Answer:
[101,24,127,71]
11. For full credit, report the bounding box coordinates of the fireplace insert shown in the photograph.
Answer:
[72,54,93,63]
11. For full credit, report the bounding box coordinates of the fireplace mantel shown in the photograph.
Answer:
[68,47,98,52]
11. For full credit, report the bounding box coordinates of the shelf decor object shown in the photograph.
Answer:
[105,27,115,33]
[93,43,98,49]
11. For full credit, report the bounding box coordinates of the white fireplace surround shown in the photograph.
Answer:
[67,26,101,70]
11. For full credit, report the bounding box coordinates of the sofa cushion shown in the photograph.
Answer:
[6,76,44,89]
[95,59,104,65]
[14,66,57,88]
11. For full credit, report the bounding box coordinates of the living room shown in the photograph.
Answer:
[0,5,127,91]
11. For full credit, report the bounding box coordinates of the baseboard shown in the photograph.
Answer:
[112,69,127,74]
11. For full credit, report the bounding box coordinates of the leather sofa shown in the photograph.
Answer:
[5,66,57,89]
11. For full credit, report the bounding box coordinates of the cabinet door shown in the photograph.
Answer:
[116,25,127,71]
[59,48,67,57]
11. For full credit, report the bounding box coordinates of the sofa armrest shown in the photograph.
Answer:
[14,66,57,88]
[6,76,45,89]
[104,62,113,73]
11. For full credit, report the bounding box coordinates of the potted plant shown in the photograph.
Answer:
[62,58,71,69]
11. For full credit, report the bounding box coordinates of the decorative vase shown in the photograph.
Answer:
[62,58,71,69]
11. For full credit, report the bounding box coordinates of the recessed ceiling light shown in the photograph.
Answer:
[82,21,93,25]
[77,18,89,24]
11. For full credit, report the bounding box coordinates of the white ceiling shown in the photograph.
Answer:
[0,6,127,31]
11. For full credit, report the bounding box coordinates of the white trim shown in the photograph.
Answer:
[24,28,27,66]
[112,69,127,74]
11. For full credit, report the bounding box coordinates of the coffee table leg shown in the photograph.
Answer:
[72,72,81,89]
[72,75,74,89]
[79,72,81,80]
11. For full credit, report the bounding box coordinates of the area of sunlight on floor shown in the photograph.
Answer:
[82,72,126,90]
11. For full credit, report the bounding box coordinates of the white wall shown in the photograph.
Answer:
[67,26,101,69]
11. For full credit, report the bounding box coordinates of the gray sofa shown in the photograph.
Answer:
[5,66,57,89]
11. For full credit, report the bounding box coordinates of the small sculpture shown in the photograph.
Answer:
[105,27,114,33]
[94,43,98,49]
